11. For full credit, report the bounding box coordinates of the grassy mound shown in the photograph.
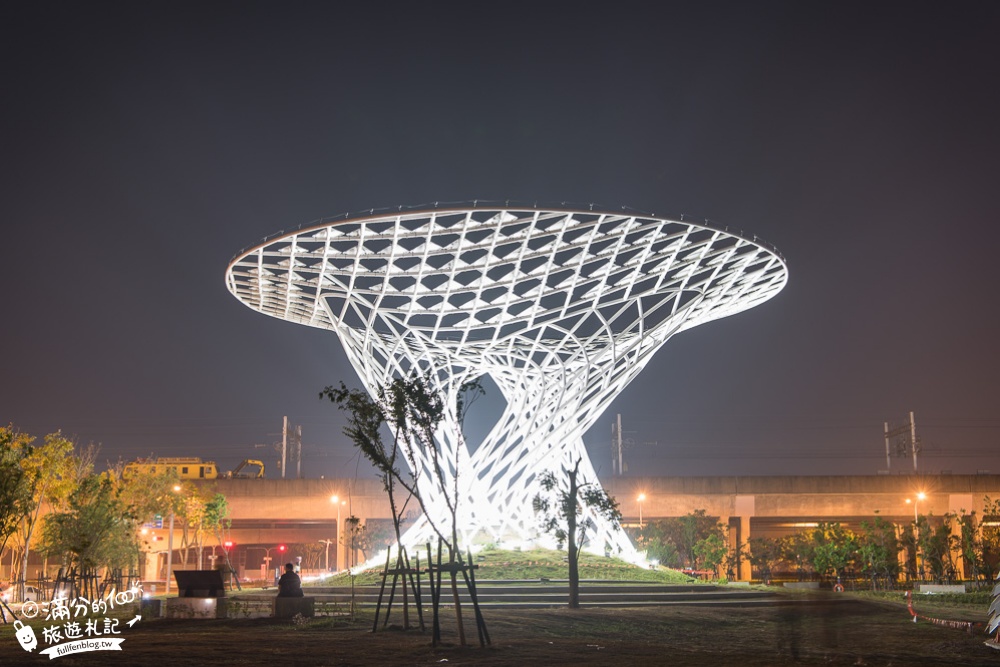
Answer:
[309,547,695,586]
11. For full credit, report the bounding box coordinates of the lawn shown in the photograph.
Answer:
[5,592,996,666]
[4,549,996,666]
[310,547,696,586]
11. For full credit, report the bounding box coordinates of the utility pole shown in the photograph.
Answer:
[883,411,919,473]
[883,421,891,472]
[281,415,288,479]
[295,424,302,479]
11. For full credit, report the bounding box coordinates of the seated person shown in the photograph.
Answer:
[277,562,303,597]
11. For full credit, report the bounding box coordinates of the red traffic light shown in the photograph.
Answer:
[224,540,234,550]
[278,544,286,553]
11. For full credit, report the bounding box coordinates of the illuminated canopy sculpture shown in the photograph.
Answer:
[227,204,787,559]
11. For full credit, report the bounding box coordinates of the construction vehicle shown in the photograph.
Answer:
[225,459,265,479]
[123,457,220,480]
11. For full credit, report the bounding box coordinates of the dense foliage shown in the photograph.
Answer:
[641,501,1000,589]
[40,474,136,572]
[0,425,36,558]
[639,510,732,576]
[740,503,1000,589]
[0,423,232,600]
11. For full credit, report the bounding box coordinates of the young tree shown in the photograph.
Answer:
[322,374,484,551]
[200,493,237,587]
[342,516,362,569]
[980,497,1000,584]
[40,474,137,598]
[322,375,487,643]
[16,431,80,599]
[674,510,723,568]
[532,457,622,608]
[956,509,981,585]
[782,532,815,581]
[638,510,725,571]
[747,536,783,584]
[0,426,35,568]
[174,484,218,569]
[638,520,680,567]
[203,493,231,551]
[321,380,422,558]
[723,532,745,581]
[898,527,918,582]
[916,514,958,583]
[693,532,728,578]
[116,466,187,577]
[809,522,857,583]
[351,520,395,563]
[285,541,326,570]
[857,516,900,590]
[955,497,1000,588]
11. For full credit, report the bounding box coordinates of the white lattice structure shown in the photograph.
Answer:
[226,204,788,559]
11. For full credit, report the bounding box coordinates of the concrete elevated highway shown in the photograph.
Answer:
[164,474,1000,582]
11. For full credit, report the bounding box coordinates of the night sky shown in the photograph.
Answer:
[3,2,999,480]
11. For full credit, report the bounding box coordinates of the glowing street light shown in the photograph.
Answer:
[637,493,647,528]
[905,491,927,522]
[905,491,928,581]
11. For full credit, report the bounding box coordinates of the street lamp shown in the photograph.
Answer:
[906,491,927,581]
[165,484,181,595]
[331,495,346,571]
[319,539,334,572]
[263,547,272,575]
[245,546,272,582]
[637,493,646,528]
[905,491,927,522]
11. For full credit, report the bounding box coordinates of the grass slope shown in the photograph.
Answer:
[310,547,695,586]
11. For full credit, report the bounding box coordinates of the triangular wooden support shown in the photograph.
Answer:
[372,545,424,633]
[422,539,491,647]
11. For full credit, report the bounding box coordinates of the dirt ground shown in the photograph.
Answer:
[2,595,995,666]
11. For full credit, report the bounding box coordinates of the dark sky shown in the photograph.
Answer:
[3,2,999,480]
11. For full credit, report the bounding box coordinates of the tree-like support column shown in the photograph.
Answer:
[227,204,787,560]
